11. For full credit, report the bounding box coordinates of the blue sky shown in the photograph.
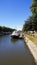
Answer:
[0,0,32,30]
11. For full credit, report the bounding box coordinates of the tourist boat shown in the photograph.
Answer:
[11,31,19,38]
[11,31,23,39]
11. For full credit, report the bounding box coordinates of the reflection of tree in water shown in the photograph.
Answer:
[11,38,19,43]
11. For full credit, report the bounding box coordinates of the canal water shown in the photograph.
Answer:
[0,35,36,65]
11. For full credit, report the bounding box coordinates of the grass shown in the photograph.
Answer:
[24,33,37,45]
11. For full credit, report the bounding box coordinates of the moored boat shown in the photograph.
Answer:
[11,31,23,39]
[11,31,19,38]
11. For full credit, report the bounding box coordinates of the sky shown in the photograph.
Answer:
[0,0,32,30]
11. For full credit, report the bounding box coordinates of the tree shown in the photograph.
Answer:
[31,0,37,18]
[0,26,16,33]
[22,0,37,32]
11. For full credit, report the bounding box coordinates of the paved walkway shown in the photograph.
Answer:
[24,36,37,64]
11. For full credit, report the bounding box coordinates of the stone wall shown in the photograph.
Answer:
[24,36,37,64]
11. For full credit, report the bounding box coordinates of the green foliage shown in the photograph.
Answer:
[0,26,2,32]
[22,0,37,32]
[31,0,37,14]
[0,26,16,33]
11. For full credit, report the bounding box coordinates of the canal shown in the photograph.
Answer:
[0,35,36,65]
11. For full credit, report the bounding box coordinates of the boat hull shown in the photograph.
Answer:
[11,35,19,39]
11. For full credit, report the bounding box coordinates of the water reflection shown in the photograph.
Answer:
[11,38,19,43]
[0,35,36,65]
